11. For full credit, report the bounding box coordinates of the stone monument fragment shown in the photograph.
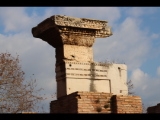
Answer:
[32,15,128,99]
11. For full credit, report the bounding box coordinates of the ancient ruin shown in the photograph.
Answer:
[32,15,142,113]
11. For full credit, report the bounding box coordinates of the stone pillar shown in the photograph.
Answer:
[32,15,142,113]
[32,15,112,99]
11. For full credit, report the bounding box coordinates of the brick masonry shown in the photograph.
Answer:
[111,95,142,113]
[147,103,160,113]
[50,91,142,113]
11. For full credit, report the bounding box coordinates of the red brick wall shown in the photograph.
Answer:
[147,103,160,113]
[111,95,142,113]
[77,91,112,113]
[50,91,142,113]
[50,92,78,113]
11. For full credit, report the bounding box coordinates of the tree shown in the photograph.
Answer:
[127,79,135,95]
[0,52,45,113]
[127,79,147,113]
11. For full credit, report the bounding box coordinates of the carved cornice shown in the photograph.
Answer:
[53,15,106,29]
[32,15,112,48]
[58,26,96,36]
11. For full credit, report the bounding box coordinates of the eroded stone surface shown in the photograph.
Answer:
[55,60,128,98]
[31,15,128,99]
[60,33,95,47]
[55,45,93,63]
[53,15,107,29]
[32,15,112,48]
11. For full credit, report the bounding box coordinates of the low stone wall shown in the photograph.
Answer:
[111,95,142,113]
[50,91,112,113]
[77,92,112,113]
[50,92,78,113]
[147,103,160,113]
[50,91,142,113]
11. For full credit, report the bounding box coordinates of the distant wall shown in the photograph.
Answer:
[147,103,160,113]
[50,91,142,113]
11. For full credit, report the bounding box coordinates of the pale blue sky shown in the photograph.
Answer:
[0,7,160,112]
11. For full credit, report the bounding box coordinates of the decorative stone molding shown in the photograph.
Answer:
[61,33,95,47]
[32,15,112,48]
[52,15,107,29]
[55,60,111,67]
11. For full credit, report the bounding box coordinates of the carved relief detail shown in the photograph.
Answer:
[58,27,96,36]
[64,61,110,67]
[52,15,112,38]
[95,26,112,38]
[66,73,107,77]
[58,26,112,38]
[56,73,107,78]
[60,33,95,47]
[56,61,110,67]
[52,15,107,29]
[32,15,112,48]
[56,68,108,73]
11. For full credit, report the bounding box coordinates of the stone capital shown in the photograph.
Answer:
[32,15,112,48]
